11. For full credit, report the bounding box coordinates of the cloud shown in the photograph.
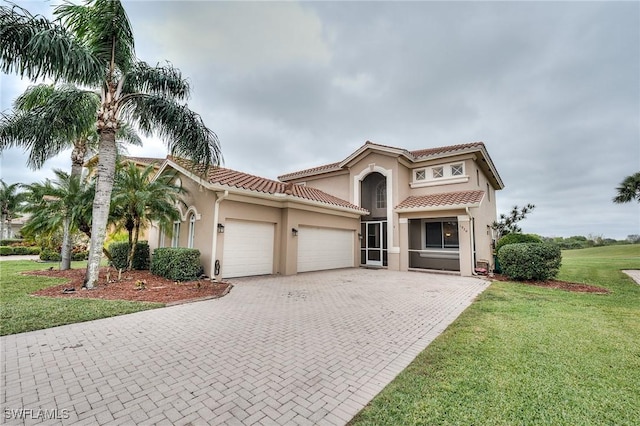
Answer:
[128,1,331,71]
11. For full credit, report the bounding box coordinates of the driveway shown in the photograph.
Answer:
[1,269,489,425]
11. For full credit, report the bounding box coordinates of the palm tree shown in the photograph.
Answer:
[0,83,143,268]
[613,172,640,204]
[111,162,186,270]
[0,180,26,240]
[21,170,94,267]
[1,1,222,287]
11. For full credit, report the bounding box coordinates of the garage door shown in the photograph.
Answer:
[222,220,275,278]
[297,227,355,273]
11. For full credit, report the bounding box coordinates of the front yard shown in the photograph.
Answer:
[350,245,640,425]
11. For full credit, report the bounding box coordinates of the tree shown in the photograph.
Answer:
[111,162,186,270]
[1,1,222,287]
[491,203,536,240]
[0,83,142,268]
[0,179,26,240]
[21,170,94,267]
[613,172,640,204]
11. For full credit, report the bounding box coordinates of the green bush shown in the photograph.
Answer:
[0,239,22,246]
[0,246,12,256]
[496,233,543,253]
[40,249,61,262]
[108,241,150,270]
[151,248,202,281]
[72,250,89,261]
[497,243,562,281]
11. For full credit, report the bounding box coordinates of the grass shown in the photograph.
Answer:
[350,244,640,425]
[0,260,162,336]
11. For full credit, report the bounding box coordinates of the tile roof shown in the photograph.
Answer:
[278,162,342,181]
[123,156,165,166]
[279,141,488,181]
[410,142,486,158]
[396,190,485,210]
[167,157,367,213]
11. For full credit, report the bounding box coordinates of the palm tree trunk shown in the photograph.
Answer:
[61,139,87,270]
[60,215,72,270]
[84,130,117,288]
[127,218,141,270]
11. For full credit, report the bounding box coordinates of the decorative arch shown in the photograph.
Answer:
[178,205,202,222]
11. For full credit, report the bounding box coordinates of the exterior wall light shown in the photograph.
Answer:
[217,223,225,233]
[292,228,298,237]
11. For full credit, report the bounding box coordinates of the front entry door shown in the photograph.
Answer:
[361,221,387,266]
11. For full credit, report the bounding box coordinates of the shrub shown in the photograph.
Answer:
[497,242,562,281]
[495,233,543,253]
[0,239,22,246]
[72,250,89,261]
[108,241,150,270]
[40,249,61,262]
[0,246,13,256]
[151,248,202,281]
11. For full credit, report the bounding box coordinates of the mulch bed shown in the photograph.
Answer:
[28,267,232,304]
[491,274,610,294]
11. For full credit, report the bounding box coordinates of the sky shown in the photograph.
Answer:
[1,0,639,240]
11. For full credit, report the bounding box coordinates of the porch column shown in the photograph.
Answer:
[457,215,473,276]
[398,218,409,271]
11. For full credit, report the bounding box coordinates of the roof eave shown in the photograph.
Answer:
[394,202,482,213]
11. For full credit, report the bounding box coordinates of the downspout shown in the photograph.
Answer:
[466,207,478,276]
[211,190,229,282]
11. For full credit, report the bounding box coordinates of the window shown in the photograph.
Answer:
[159,230,165,248]
[376,181,386,209]
[188,214,196,248]
[171,221,181,247]
[425,220,459,249]
[432,167,444,178]
[451,164,463,176]
[415,169,426,181]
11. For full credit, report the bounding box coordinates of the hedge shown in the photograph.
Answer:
[495,233,543,253]
[150,248,202,281]
[497,242,562,281]
[0,246,41,256]
[109,241,150,270]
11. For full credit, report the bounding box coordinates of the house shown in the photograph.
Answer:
[148,140,503,279]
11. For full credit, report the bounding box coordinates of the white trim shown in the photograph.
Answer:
[410,176,469,188]
[353,164,394,252]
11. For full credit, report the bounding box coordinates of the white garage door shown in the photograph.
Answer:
[222,220,274,278]
[297,227,355,273]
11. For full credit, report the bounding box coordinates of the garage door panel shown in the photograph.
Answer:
[298,227,354,273]
[223,221,274,278]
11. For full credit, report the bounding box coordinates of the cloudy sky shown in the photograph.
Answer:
[1,0,638,240]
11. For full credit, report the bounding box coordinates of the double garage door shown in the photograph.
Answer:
[222,221,355,278]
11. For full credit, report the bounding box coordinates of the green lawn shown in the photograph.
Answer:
[0,260,162,336]
[350,245,640,425]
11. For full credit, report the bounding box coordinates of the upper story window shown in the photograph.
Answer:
[376,181,386,209]
[411,161,469,188]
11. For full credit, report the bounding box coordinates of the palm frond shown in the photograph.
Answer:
[121,94,223,168]
[55,0,135,74]
[0,84,100,169]
[0,3,102,85]
[122,61,190,101]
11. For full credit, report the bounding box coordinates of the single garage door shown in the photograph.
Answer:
[222,220,275,278]
[297,227,355,273]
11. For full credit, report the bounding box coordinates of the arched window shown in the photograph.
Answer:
[188,213,196,248]
[376,180,386,209]
[171,221,181,247]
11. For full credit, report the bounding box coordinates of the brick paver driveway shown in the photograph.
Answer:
[2,269,489,425]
